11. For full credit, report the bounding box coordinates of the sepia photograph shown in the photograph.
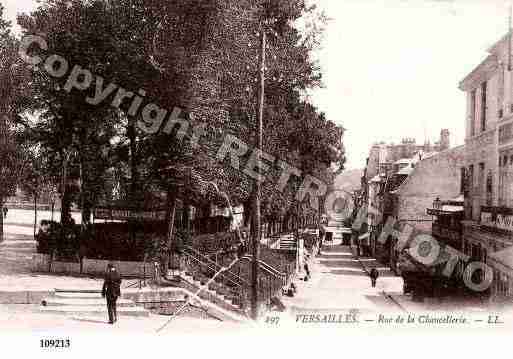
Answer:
[0,0,512,356]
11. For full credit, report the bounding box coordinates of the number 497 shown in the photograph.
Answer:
[265,316,280,325]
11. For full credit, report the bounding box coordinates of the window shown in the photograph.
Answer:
[479,163,485,196]
[481,82,487,132]
[470,90,476,136]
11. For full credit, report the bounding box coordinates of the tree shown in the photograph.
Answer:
[0,4,28,242]
[21,149,45,236]
[18,0,158,231]
[144,0,337,222]
[17,0,346,251]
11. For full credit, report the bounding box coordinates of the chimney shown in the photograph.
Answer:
[440,129,450,151]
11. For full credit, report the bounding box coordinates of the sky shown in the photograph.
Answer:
[3,0,513,169]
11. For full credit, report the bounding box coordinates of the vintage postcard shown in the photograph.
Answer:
[0,0,512,356]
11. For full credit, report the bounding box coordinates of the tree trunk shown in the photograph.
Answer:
[60,152,73,227]
[128,116,138,246]
[243,188,256,231]
[33,195,38,237]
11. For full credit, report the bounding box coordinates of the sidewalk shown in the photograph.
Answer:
[355,253,504,313]
[355,252,408,310]
[280,243,404,313]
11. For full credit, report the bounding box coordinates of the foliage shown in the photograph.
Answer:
[189,231,241,255]
[35,220,177,262]
[35,220,81,261]
[17,0,345,253]
[0,4,30,240]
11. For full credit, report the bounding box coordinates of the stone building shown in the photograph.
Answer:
[459,32,513,303]
[366,130,451,181]
[382,146,465,270]
[361,131,461,269]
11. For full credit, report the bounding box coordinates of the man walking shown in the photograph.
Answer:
[369,268,379,288]
[102,263,122,324]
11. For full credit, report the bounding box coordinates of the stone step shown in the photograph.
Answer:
[180,273,241,308]
[40,305,149,317]
[0,247,36,253]
[42,297,135,307]
[0,240,37,246]
[55,289,102,294]
[54,292,103,299]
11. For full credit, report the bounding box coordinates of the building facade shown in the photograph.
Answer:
[459,33,513,303]
[361,133,462,270]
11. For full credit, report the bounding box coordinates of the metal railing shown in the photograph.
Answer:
[176,245,294,311]
[180,249,247,309]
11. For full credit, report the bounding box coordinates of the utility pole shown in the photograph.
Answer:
[252,30,266,321]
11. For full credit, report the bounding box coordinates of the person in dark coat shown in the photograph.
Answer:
[102,263,122,324]
[304,262,311,281]
[369,268,379,288]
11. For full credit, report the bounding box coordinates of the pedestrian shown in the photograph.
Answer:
[318,225,325,255]
[102,263,122,324]
[369,268,379,288]
[237,241,246,259]
[304,262,310,281]
[3,207,7,219]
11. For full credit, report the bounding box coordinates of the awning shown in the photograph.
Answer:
[427,206,463,216]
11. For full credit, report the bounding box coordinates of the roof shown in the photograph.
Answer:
[397,166,414,175]
[459,53,498,91]
[441,205,463,212]
[395,145,465,195]
[369,174,383,183]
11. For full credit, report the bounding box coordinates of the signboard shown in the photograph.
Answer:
[481,209,513,232]
[94,207,167,221]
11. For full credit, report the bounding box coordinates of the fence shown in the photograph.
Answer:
[30,253,154,278]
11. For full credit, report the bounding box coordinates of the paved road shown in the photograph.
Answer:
[282,243,404,314]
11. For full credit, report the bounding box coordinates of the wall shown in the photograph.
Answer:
[396,146,465,225]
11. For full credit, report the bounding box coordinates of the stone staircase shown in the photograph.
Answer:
[176,270,245,314]
[279,233,296,250]
[40,289,149,317]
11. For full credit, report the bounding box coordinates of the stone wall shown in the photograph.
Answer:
[396,146,465,225]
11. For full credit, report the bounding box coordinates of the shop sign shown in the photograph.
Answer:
[94,207,167,221]
[481,210,513,231]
